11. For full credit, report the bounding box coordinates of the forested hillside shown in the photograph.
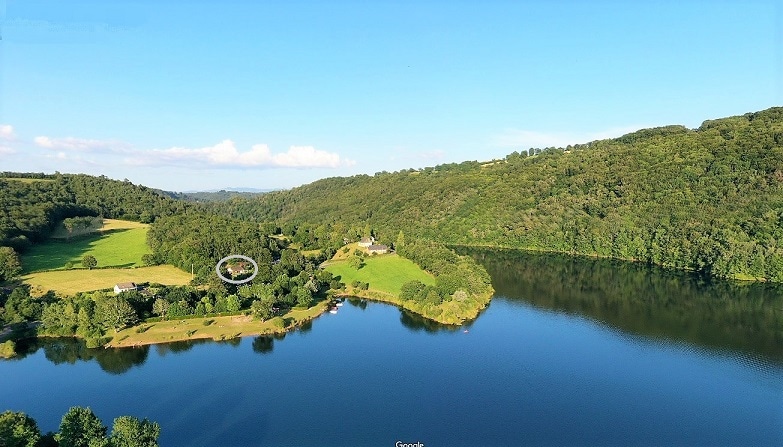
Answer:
[0,173,187,250]
[212,108,783,281]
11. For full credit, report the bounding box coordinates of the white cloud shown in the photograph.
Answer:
[0,146,15,155]
[129,140,353,169]
[0,125,15,140]
[492,126,646,149]
[34,135,131,152]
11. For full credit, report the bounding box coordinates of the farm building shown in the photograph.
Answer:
[227,262,250,276]
[114,282,138,294]
[358,237,375,247]
[367,244,389,254]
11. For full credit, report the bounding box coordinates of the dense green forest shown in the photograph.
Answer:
[0,406,159,447]
[208,108,783,281]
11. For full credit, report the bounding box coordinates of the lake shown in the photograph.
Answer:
[2,250,782,446]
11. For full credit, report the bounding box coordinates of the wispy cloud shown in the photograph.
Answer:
[30,133,353,169]
[0,146,15,155]
[34,136,131,152]
[0,125,15,140]
[492,126,646,149]
[127,140,354,169]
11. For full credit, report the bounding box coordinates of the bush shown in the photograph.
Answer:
[0,340,16,358]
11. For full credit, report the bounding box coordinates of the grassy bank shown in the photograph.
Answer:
[108,304,328,347]
[324,252,491,325]
[22,265,192,295]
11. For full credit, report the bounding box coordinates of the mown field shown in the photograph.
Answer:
[4,177,54,183]
[21,219,151,272]
[324,253,435,295]
[21,265,192,296]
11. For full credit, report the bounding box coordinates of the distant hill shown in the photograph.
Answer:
[164,189,276,203]
[212,107,783,281]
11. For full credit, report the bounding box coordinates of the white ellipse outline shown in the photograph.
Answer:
[216,254,259,285]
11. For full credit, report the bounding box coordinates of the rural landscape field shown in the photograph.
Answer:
[1,1,780,446]
[22,219,150,272]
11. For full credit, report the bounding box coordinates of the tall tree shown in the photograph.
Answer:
[82,255,97,270]
[95,297,138,332]
[109,416,160,447]
[56,407,109,447]
[0,247,22,282]
[0,410,41,447]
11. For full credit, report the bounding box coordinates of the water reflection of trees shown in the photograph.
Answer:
[252,336,274,354]
[14,338,150,374]
[464,248,783,362]
[399,309,467,333]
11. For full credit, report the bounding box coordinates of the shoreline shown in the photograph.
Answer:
[106,302,330,348]
[333,286,493,326]
[450,244,773,283]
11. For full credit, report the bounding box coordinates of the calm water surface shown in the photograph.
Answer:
[2,251,782,446]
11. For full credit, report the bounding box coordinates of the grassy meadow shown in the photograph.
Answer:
[21,265,191,296]
[21,219,151,273]
[324,253,435,296]
[3,178,54,184]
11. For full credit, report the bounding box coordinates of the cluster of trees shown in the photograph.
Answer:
[39,291,140,347]
[0,287,53,326]
[0,407,159,447]
[145,213,281,282]
[204,107,783,281]
[397,240,493,305]
[61,216,102,239]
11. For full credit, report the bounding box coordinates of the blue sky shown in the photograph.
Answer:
[1,0,780,191]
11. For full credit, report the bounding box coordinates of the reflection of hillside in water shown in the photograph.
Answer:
[13,337,150,374]
[463,248,783,363]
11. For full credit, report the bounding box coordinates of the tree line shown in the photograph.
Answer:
[0,406,159,447]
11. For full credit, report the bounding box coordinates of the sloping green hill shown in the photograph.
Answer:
[215,107,783,281]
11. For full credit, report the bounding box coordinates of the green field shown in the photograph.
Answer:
[22,265,192,296]
[324,254,435,295]
[22,221,151,273]
[3,177,54,184]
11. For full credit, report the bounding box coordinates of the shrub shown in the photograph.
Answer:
[0,340,16,358]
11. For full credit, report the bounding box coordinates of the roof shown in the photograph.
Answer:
[116,282,137,289]
[368,244,388,251]
[359,237,373,243]
[228,262,248,269]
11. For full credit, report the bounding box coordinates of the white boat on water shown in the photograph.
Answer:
[329,308,338,314]
[335,302,344,307]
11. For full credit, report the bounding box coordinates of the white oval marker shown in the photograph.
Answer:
[215,254,259,285]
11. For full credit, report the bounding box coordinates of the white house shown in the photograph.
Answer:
[114,282,137,294]
[358,236,375,247]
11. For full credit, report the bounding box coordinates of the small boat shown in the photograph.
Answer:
[463,329,469,333]
[329,307,338,314]
[335,302,344,307]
